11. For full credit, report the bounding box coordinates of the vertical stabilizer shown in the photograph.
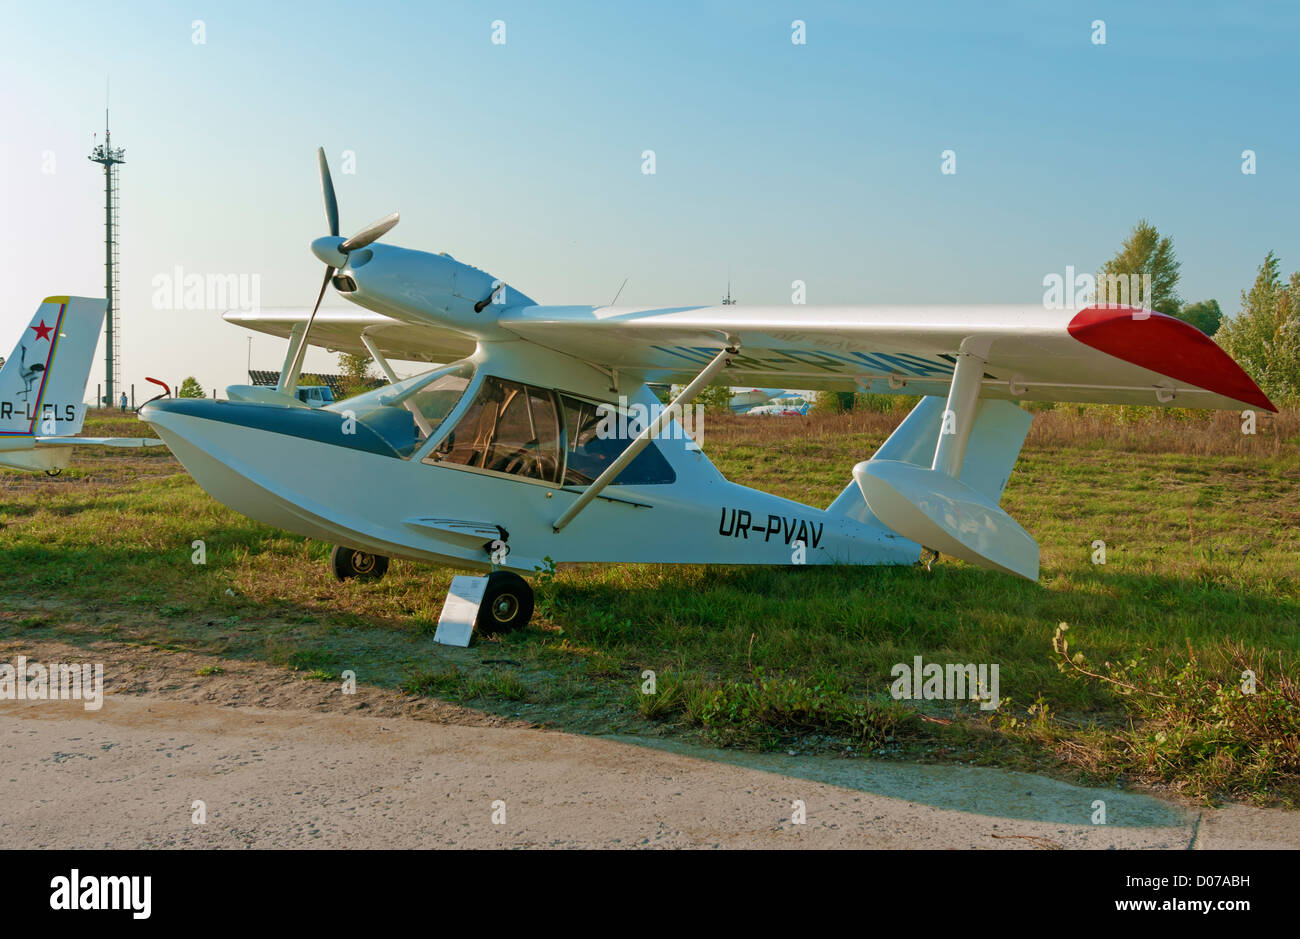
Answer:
[0,297,107,436]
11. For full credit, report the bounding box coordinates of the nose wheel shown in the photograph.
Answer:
[330,545,390,581]
[475,571,534,635]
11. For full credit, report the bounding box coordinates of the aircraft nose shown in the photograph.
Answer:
[311,236,348,268]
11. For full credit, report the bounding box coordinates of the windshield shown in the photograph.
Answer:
[331,360,477,457]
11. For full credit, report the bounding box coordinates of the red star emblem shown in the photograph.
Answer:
[30,320,53,342]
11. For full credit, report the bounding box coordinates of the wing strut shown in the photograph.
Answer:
[276,322,308,394]
[552,344,737,533]
[362,330,434,436]
[360,330,401,385]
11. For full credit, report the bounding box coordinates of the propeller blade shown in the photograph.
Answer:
[317,147,340,238]
[340,212,399,253]
[285,266,336,389]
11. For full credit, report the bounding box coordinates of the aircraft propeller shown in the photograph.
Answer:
[285,148,400,389]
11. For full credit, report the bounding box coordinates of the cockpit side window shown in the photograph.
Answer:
[560,395,676,486]
[427,376,563,483]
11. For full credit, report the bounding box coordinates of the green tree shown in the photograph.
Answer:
[854,392,920,413]
[1177,299,1223,336]
[811,390,856,414]
[1097,219,1181,314]
[177,376,206,399]
[1216,251,1300,404]
[695,384,735,412]
[338,351,375,398]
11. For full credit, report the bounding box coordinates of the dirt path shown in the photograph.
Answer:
[4,689,1297,849]
[2,637,1297,849]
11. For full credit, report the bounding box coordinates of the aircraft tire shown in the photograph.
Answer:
[476,571,534,635]
[330,545,389,581]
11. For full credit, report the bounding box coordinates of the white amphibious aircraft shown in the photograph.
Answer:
[0,296,164,475]
[141,150,1275,633]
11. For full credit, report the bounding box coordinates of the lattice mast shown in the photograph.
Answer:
[88,110,125,406]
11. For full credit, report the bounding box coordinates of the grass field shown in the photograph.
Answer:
[2,404,1297,807]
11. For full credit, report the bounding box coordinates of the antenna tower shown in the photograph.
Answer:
[88,109,125,406]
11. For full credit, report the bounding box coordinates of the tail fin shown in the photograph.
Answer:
[0,296,105,436]
[829,395,1037,579]
[829,397,1032,514]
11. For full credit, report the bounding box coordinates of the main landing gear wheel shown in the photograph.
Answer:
[476,571,534,635]
[330,545,389,581]
[44,469,62,478]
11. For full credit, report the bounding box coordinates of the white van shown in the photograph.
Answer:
[295,385,335,408]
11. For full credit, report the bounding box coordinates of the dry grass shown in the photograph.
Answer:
[1025,406,1299,457]
[703,403,1299,459]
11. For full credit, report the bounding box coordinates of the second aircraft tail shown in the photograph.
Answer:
[0,296,105,437]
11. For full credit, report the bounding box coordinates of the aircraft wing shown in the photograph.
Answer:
[225,309,474,363]
[222,301,1275,412]
[495,303,1276,411]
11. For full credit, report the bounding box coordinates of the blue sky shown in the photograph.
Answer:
[1,0,1296,398]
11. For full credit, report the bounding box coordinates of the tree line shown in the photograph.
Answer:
[1100,219,1298,405]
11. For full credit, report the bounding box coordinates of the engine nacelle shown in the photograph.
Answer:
[312,238,534,340]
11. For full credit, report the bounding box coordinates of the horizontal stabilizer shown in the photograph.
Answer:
[0,446,70,472]
[35,437,167,448]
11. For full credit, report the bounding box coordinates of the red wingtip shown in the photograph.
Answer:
[1067,305,1277,413]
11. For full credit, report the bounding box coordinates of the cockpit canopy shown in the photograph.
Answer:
[332,360,476,457]
[332,359,676,486]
